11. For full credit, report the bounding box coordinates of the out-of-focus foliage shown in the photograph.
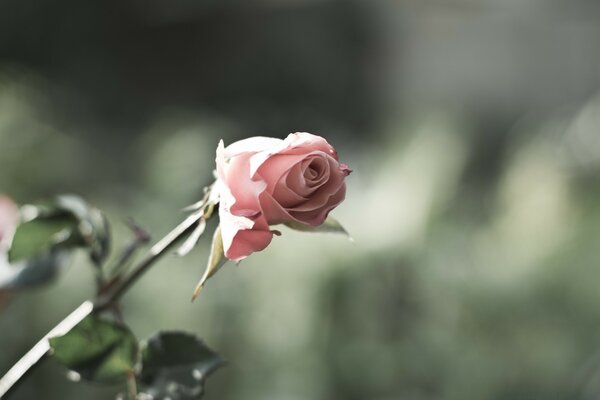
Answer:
[49,315,138,385]
[49,316,224,399]
[3,0,600,399]
[140,331,225,400]
[0,196,110,290]
[8,195,109,266]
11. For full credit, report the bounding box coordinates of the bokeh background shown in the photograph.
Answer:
[3,0,600,399]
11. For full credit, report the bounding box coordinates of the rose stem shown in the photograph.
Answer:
[0,211,202,399]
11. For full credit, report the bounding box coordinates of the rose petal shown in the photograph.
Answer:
[256,151,334,207]
[222,222,273,261]
[340,163,352,176]
[259,190,298,225]
[271,179,307,208]
[249,143,294,178]
[283,164,317,198]
[215,140,227,180]
[257,153,311,192]
[218,190,273,261]
[284,132,338,159]
[217,143,267,214]
[284,155,343,210]
[249,132,337,177]
[224,136,283,159]
[265,153,333,208]
[227,230,272,261]
[289,183,346,226]
[300,155,330,188]
[216,145,272,260]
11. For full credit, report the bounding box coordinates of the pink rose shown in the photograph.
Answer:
[0,195,19,253]
[215,132,351,261]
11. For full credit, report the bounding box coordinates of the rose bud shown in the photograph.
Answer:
[214,132,351,261]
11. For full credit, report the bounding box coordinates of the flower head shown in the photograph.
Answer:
[215,132,351,261]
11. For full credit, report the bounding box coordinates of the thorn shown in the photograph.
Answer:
[124,218,151,243]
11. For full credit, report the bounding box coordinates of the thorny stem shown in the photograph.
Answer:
[97,211,202,309]
[108,219,152,280]
[96,219,151,317]
[0,211,203,399]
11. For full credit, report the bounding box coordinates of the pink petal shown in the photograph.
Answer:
[284,132,338,159]
[223,224,273,261]
[224,136,283,159]
[259,190,298,225]
[340,163,352,176]
[256,153,310,191]
[218,194,273,261]
[299,155,330,188]
[257,151,332,197]
[287,156,345,212]
[249,132,337,177]
[271,179,307,208]
[216,141,266,214]
[289,183,346,226]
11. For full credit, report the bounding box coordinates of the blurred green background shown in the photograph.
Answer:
[3,0,600,399]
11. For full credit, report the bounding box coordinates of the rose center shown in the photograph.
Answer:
[304,159,326,181]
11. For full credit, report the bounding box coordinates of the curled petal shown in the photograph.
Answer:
[257,153,311,192]
[249,132,337,177]
[224,136,283,159]
[340,163,352,176]
[258,190,297,225]
[283,132,338,159]
[219,204,273,261]
[300,155,330,187]
[224,227,273,262]
[217,182,272,261]
[287,156,345,213]
[289,183,346,226]
[217,142,266,214]
[271,180,307,208]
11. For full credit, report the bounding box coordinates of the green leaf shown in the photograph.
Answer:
[8,214,78,263]
[284,216,351,237]
[55,195,111,266]
[140,331,225,400]
[0,250,69,290]
[7,195,110,267]
[191,226,227,300]
[49,315,139,384]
